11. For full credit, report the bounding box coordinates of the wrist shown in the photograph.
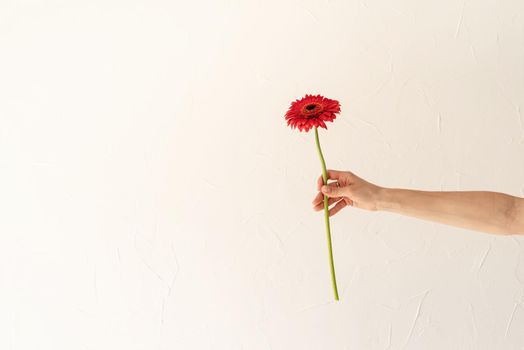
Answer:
[376,187,397,212]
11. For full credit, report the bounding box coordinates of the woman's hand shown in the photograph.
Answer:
[312,169,384,216]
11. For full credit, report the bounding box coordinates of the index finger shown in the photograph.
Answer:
[326,169,342,180]
[317,171,342,190]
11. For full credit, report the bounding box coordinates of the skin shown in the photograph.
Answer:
[312,169,524,236]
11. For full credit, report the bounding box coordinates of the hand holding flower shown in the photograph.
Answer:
[312,169,385,214]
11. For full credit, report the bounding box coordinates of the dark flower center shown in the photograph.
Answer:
[301,102,323,118]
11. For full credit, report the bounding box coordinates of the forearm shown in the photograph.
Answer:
[377,188,522,235]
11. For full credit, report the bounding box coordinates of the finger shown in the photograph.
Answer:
[326,169,343,180]
[312,191,339,208]
[329,199,347,217]
[312,191,324,206]
[317,175,339,191]
[321,183,344,198]
[313,196,341,211]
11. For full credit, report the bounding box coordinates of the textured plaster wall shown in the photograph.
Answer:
[1,0,524,349]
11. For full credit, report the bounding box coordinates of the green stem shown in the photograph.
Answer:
[314,127,339,301]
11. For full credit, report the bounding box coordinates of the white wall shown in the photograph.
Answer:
[1,0,524,349]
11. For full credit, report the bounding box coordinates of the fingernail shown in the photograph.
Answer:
[321,186,330,193]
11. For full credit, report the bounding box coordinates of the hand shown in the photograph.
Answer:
[312,169,384,216]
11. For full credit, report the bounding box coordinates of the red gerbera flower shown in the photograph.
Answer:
[283,93,343,301]
[285,94,341,132]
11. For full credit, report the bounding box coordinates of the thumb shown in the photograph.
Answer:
[321,184,344,197]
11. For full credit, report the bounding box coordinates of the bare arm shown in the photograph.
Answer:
[312,170,524,236]
[378,188,522,235]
